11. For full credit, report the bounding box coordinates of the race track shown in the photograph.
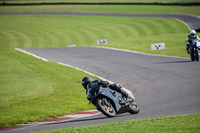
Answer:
[7,47,200,133]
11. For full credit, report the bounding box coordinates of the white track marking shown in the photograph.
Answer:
[93,46,189,59]
[57,62,114,84]
[15,48,113,83]
[15,48,49,61]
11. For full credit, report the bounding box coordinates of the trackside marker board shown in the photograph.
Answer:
[68,44,76,47]
[151,43,165,50]
[97,39,107,44]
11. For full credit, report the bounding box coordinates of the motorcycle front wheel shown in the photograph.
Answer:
[128,100,140,114]
[190,48,195,61]
[195,49,199,61]
[96,98,116,117]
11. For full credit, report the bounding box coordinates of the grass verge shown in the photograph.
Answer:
[0,48,98,127]
[0,5,200,16]
[38,113,200,133]
[2,0,200,4]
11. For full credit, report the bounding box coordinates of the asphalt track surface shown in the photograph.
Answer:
[6,47,200,133]
[1,12,200,30]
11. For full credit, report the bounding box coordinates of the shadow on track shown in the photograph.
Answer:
[156,60,192,64]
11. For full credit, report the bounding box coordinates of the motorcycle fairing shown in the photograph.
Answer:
[95,87,131,113]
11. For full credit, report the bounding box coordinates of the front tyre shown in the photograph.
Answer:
[128,100,140,114]
[195,49,199,61]
[190,48,195,61]
[96,98,116,117]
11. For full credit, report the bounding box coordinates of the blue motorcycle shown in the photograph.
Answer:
[190,40,200,61]
[87,86,140,117]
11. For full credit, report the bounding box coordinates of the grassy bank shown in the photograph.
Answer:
[0,49,98,127]
[1,0,200,4]
[39,113,200,133]
[0,5,200,16]
[0,15,190,57]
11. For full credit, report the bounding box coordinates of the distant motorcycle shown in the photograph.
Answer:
[190,40,200,61]
[87,85,140,117]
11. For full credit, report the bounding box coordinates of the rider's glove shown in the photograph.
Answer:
[101,81,109,87]
[96,80,109,87]
[87,96,92,101]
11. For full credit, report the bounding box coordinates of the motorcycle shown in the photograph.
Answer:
[190,40,200,61]
[87,85,140,117]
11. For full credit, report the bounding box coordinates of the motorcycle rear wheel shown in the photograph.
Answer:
[96,98,116,117]
[128,100,140,114]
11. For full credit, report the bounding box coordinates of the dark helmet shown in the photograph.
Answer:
[82,76,92,90]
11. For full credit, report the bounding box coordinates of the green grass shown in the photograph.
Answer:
[0,5,200,16]
[0,15,191,57]
[38,113,200,133]
[1,0,200,4]
[0,48,98,127]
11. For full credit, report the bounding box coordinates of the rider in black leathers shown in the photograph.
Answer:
[82,76,129,101]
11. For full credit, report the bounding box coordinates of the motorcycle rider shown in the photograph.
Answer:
[81,76,135,101]
[185,30,200,54]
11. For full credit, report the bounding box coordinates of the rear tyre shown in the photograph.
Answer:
[96,98,116,117]
[128,100,140,114]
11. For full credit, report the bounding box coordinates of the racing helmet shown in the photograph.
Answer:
[190,30,196,35]
[82,76,92,90]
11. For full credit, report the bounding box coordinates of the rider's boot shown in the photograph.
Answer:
[186,48,190,54]
[186,44,190,54]
[120,89,129,98]
[109,84,129,98]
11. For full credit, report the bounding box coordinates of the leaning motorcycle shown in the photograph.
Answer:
[87,85,140,117]
[190,40,200,61]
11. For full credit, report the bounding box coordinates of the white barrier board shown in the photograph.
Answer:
[97,39,107,44]
[151,43,165,50]
[68,44,76,47]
